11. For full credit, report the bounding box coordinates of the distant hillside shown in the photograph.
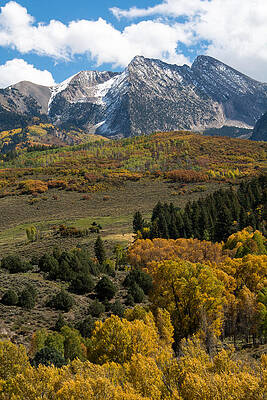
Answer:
[203,126,253,139]
[0,131,266,198]
[251,111,267,141]
[0,122,108,154]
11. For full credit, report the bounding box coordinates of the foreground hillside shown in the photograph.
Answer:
[0,130,266,399]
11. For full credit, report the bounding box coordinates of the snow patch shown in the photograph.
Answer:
[48,73,78,111]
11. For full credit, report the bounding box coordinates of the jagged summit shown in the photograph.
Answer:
[1,55,267,137]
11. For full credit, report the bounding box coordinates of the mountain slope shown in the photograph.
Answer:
[1,55,267,138]
[251,111,267,141]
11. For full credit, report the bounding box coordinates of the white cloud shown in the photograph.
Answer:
[0,1,267,82]
[0,58,55,88]
[111,0,267,82]
[110,0,208,19]
[0,1,192,68]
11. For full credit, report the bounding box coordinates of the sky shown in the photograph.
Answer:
[0,0,266,88]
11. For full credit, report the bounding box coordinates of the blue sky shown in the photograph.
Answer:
[0,0,266,87]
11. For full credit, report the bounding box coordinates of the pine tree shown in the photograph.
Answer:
[133,211,144,233]
[94,236,106,264]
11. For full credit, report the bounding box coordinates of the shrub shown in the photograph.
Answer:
[69,273,94,295]
[47,290,74,312]
[110,300,125,318]
[19,179,48,194]
[124,269,153,295]
[54,314,66,331]
[95,276,117,301]
[125,293,135,307]
[31,346,65,368]
[1,255,32,273]
[18,288,35,310]
[26,226,38,242]
[76,316,95,338]
[1,289,18,306]
[38,254,59,273]
[129,283,144,303]
[89,300,105,317]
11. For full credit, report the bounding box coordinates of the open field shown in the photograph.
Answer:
[0,179,227,258]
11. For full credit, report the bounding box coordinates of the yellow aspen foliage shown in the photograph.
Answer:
[128,238,228,269]
[88,315,159,364]
[0,364,67,400]
[220,254,267,293]
[147,259,225,342]
[224,228,267,257]
[171,338,266,400]
[0,341,30,380]
[124,354,163,400]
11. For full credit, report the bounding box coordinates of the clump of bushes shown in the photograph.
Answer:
[32,346,65,368]
[69,273,94,295]
[47,289,74,312]
[19,179,48,194]
[128,283,144,303]
[57,225,90,238]
[124,269,153,295]
[95,276,117,301]
[1,289,18,306]
[38,249,99,282]
[88,300,105,318]
[1,255,32,273]
[76,316,95,338]
[18,285,37,310]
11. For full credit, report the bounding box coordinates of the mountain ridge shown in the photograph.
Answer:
[1,55,267,138]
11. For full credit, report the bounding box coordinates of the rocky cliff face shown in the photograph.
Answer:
[1,55,267,137]
[251,111,267,141]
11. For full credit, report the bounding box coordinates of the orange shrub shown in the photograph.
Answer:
[165,169,209,183]
[19,179,48,194]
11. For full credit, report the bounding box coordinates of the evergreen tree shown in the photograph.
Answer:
[94,236,106,264]
[133,211,144,233]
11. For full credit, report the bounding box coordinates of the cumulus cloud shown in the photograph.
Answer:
[110,0,207,19]
[0,1,191,67]
[0,58,55,88]
[111,0,267,82]
[0,1,266,82]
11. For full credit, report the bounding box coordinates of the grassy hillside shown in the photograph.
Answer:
[0,131,266,197]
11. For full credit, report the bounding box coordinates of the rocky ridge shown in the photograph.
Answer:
[1,55,267,138]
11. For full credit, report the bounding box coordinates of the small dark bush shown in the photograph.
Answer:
[95,276,117,301]
[1,289,18,306]
[54,314,66,331]
[47,289,74,312]
[89,299,105,317]
[69,273,94,295]
[32,346,65,368]
[129,283,144,303]
[102,298,111,312]
[99,261,116,277]
[125,293,135,307]
[76,316,95,338]
[110,300,125,317]
[38,254,59,273]
[124,269,153,295]
[1,255,32,273]
[18,288,35,309]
